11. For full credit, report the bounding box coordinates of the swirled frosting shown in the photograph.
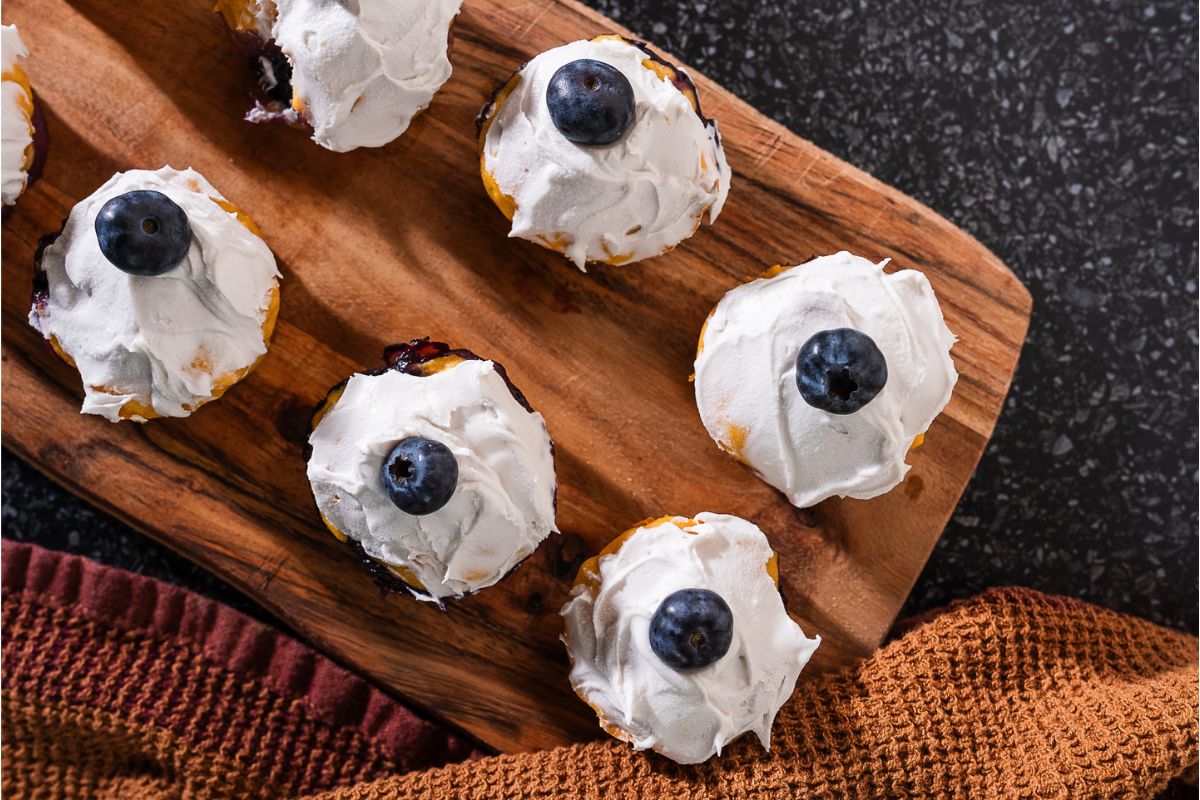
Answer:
[307,358,559,602]
[694,252,958,508]
[29,167,281,422]
[480,37,730,270]
[561,513,819,764]
[2,24,34,206]
[222,0,462,152]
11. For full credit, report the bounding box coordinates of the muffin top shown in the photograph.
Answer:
[306,350,558,602]
[694,252,958,508]
[2,24,33,206]
[233,0,462,151]
[480,36,730,270]
[29,167,280,422]
[560,513,819,765]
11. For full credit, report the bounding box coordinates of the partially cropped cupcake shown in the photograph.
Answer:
[694,252,958,508]
[3,24,48,209]
[307,339,558,603]
[215,0,462,152]
[562,514,819,764]
[29,167,281,422]
[478,36,730,270]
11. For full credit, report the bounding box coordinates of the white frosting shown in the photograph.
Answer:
[306,359,559,602]
[561,513,819,765]
[482,38,730,270]
[265,0,462,152]
[694,252,958,508]
[235,0,275,38]
[2,24,33,206]
[29,167,281,422]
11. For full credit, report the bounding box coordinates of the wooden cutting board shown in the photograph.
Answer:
[0,0,1030,753]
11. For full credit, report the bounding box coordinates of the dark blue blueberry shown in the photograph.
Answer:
[546,59,636,146]
[257,45,293,104]
[94,190,192,276]
[649,588,734,670]
[794,328,888,415]
[380,437,459,515]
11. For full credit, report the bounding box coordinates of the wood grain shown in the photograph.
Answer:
[0,0,1030,752]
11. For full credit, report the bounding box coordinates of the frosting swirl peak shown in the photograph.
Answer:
[694,252,958,507]
[29,167,280,422]
[481,37,730,270]
[307,358,558,601]
[2,24,34,206]
[561,513,820,764]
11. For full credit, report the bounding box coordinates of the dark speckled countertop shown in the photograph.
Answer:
[4,0,1197,636]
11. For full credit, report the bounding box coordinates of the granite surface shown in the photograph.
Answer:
[3,0,1197,636]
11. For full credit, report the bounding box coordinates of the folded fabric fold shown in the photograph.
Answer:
[0,540,481,799]
[2,539,1195,800]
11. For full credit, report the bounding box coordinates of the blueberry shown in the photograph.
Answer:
[795,328,888,415]
[94,190,192,276]
[380,437,458,515]
[648,588,734,670]
[546,59,636,146]
[257,45,293,104]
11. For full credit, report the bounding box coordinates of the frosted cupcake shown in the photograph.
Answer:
[215,0,462,152]
[478,36,730,270]
[307,339,558,603]
[29,167,281,422]
[3,24,47,209]
[561,513,820,764]
[694,252,958,508]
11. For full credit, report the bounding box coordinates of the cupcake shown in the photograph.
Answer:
[29,167,281,422]
[478,36,730,270]
[2,24,47,209]
[214,0,462,152]
[693,251,958,508]
[561,513,820,764]
[306,339,558,603]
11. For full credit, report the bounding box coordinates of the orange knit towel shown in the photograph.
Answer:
[3,541,1196,799]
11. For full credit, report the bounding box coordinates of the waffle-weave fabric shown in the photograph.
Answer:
[3,540,1195,799]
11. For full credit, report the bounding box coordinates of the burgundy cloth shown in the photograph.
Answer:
[1,539,483,772]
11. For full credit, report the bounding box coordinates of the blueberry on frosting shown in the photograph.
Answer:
[380,436,459,516]
[794,328,889,415]
[546,59,636,145]
[95,191,193,277]
[648,588,734,671]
